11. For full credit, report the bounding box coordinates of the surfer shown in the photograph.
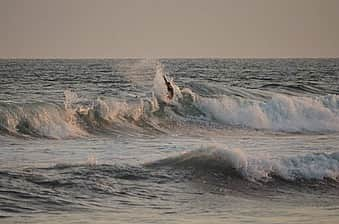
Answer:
[163,75,174,100]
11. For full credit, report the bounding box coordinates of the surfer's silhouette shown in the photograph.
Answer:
[163,75,174,100]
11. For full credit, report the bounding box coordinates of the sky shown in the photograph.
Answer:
[1,0,339,58]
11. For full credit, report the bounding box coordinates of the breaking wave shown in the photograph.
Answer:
[195,93,339,132]
[1,63,339,139]
[147,145,339,183]
[0,102,85,139]
[0,96,161,139]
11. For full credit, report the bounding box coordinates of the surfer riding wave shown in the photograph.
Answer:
[163,75,174,100]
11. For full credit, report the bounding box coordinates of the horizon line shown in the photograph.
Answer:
[1,56,338,60]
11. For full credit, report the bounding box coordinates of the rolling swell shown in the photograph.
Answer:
[0,163,178,214]
[1,146,338,215]
[259,83,337,95]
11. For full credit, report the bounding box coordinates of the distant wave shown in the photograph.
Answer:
[259,83,336,95]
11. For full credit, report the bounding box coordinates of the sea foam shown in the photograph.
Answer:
[196,93,339,132]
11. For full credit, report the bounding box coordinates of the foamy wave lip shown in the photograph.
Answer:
[196,93,339,132]
[147,145,339,182]
[271,152,339,181]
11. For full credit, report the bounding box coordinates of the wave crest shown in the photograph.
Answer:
[147,145,339,182]
[0,102,85,139]
[195,93,339,132]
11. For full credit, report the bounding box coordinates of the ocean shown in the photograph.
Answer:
[0,58,339,223]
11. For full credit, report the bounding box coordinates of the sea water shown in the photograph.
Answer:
[0,58,339,223]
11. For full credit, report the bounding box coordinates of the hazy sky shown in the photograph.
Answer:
[1,0,339,58]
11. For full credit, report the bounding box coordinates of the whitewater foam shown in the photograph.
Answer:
[195,93,339,132]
